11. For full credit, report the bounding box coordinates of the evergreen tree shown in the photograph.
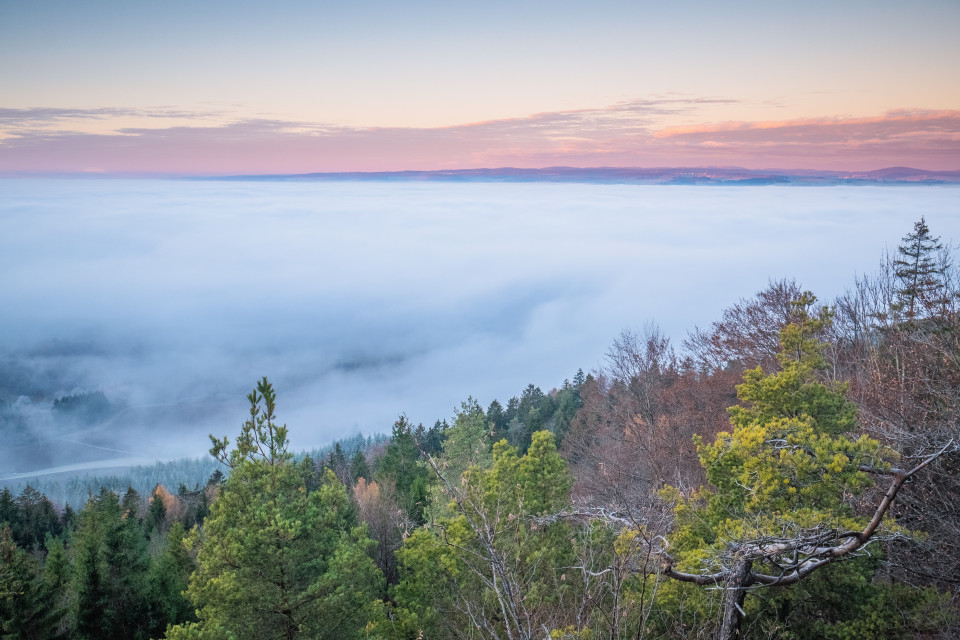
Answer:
[0,490,18,538]
[145,486,167,536]
[660,295,947,639]
[121,486,141,521]
[350,449,370,482]
[60,504,78,534]
[42,535,73,639]
[388,431,575,640]
[207,469,225,486]
[0,526,65,640]
[74,488,151,640]
[894,217,949,319]
[377,416,430,525]
[145,523,195,637]
[168,378,384,640]
[439,397,491,479]
[298,454,322,493]
[326,442,352,486]
[573,367,586,389]
[15,486,61,550]
[417,420,447,455]
[486,399,506,438]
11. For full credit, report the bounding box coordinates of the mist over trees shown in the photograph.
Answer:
[2,219,959,639]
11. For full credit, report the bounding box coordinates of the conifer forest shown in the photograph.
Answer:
[3,218,960,640]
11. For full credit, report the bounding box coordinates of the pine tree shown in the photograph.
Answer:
[661,294,948,640]
[120,487,141,521]
[439,397,490,480]
[169,378,384,640]
[0,490,18,538]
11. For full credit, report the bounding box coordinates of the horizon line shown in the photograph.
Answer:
[2,164,959,184]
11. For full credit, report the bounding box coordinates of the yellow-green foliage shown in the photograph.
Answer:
[674,299,891,564]
[383,431,575,640]
[656,296,942,639]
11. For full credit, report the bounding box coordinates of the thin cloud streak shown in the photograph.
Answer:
[0,107,216,125]
[0,102,958,174]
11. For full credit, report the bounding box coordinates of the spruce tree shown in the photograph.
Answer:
[350,449,370,482]
[74,488,151,640]
[0,527,65,640]
[145,486,167,536]
[894,217,949,319]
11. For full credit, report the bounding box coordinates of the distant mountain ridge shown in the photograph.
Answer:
[211,166,960,185]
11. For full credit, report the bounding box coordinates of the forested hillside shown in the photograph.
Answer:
[2,219,959,639]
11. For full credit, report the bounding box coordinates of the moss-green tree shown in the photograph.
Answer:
[145,522,196,637]
[660,295,950,640]
[386,431,576,640]
[0,526,67,640]
[438,397,491,480]
[377,416,431,525]
[73,488,151,640]
[166,377,384,640]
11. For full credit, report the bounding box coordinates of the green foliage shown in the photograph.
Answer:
[209,376,291,468]
[893,216,949,320]
[0,526,67,640]
[172,378,384,640]
[688,296,883,527]
[146,485,168,536]
[480,431,572,517]
[73,488,151,640]
[42,535,73,637]
[439,397,492,479]
[350,450,371,483]
[4,485,63,551]
[182,464,383,640]
[747,558,952,639]
[385,431,575,639]
[376,416,431,525]
[145,523,196,636]
[661,295,940,638]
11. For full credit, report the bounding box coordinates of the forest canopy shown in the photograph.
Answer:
[2,219,959,640]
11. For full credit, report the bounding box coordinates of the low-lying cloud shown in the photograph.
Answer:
[1,180,958,477]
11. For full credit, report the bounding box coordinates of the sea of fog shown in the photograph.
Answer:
[1,179,958,477]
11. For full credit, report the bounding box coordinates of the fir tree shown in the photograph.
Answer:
[894,217,949,319]
[0,526,66,639]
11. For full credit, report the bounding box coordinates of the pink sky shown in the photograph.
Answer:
[0,0,960,175]
[1,104,958,175]
[3,1,958,175]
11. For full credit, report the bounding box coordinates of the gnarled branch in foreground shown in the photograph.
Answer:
[661,439,954,640]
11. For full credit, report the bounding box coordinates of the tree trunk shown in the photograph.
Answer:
[719,559,752,640]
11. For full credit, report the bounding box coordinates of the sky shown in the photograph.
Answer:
[1,0,958,174]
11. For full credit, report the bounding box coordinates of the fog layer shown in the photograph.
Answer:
[1,180,958,475]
